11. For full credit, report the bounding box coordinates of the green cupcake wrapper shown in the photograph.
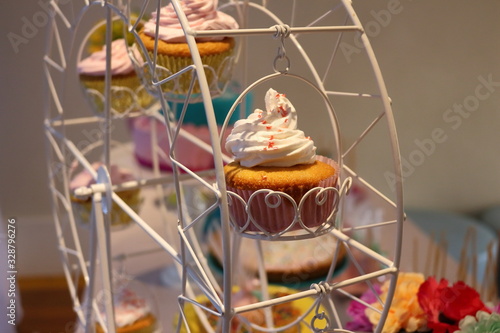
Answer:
[142,47,235,96]
[72,189,142,228]
[80,74,154,114]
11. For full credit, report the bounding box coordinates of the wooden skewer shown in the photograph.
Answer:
[366,227,374,249]
[470,227,477,290]
[457,227,472,282]
[432,233,441,277]
[493,240,499,301]
[425,231,436,277]
[471,255,478,291]
[486,240,498,302]
[440,236,448,280]
[481,241,493,301]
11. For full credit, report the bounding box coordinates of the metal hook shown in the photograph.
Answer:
[311,312,331,333]
[310,282,333,332]
[272,24,291,73]
[273,24,290,58]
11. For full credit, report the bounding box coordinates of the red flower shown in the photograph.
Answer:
[417,277,491,333]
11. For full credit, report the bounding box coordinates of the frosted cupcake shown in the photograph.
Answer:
[95,287,158,333]
[86,18,140,54]
[70,162,141,228]
[137,0,239,96]
[224,88,339,233]
[208,225,347,283]
[78,38,153,114]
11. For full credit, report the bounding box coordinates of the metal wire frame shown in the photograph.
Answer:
[42,0,404,332]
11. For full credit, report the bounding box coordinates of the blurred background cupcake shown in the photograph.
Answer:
[130,82,253,172]
[94,278,159,333]
[78,19,154,115]
[69,162,142,229]
[136,0,239,98]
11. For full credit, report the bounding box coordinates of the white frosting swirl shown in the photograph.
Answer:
[225,88,317,167]
[77,39,141,76]
[143,0,239,42]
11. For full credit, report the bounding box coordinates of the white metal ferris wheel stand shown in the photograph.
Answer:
[43,0,404,332]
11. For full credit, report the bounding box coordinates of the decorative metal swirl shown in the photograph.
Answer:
[226,177,352,240]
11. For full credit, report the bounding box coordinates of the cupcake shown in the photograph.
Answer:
[86,18,140,54]
[178,285,313,333]
[78,38,153,114]
[137,0,239,96]
[224,88,339,233]
[207,225,347,284]
[70,162,141,228]
[130,82,252,171]
[95,286,158,333]
[131,116,216,171]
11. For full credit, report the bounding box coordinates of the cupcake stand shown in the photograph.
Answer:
[43,1,404,332]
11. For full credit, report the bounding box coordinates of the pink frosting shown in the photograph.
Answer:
[130,116,233,171]
[143,0,239,42]
[78,39,141,76]
[70,162,136,190]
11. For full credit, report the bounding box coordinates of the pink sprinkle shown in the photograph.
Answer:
[278,106,288,117]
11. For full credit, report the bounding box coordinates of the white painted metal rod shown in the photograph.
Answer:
[342,220,398,233]
[234,267,396,315]
[330,228,395,268]
[190,25,362,37]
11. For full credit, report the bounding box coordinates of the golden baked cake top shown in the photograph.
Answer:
[139,31,234,57]
[224,160,336,192]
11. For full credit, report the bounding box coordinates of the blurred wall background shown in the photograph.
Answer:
[1,0,499,275]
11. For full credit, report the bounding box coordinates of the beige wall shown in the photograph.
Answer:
[1,0,500,275]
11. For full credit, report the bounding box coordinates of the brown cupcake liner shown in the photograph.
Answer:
[227,156,340,234]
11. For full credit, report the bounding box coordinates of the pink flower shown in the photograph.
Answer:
[346,284,382,332]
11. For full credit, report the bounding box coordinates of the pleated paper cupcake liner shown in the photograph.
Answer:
[79,74,154,114]
[141,48,235,96]
[71,189,142,229]
[227,156,340,234]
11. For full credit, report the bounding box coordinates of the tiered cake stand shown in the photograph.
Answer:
[43,1,404,332]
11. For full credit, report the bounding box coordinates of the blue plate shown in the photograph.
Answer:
[479,205,500,231]
[405,208,497,283]
[203,209,348,290]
